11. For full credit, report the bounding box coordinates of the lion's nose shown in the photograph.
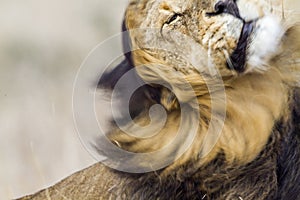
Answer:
[214,0,242,19]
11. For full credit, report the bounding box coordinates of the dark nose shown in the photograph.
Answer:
[209,0,242,19]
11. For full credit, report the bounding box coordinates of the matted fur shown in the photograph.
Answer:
[18,0,300,199]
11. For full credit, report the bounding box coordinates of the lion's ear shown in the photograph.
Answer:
[97,58,133,90]
[97,56,163,119]
[97,18,179,118]
[98,19,134,89]
[97,19,163,118]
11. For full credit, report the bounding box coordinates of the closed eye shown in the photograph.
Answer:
[165,13,181,25]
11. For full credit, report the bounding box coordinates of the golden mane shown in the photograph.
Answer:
[17,1,300,199]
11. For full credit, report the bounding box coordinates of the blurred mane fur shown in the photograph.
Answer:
[96,8,300,200]
[18,1,300,200]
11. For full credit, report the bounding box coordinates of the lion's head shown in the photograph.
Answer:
[124,0,298,86]
[98,0,300,172]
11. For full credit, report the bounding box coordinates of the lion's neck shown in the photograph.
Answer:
[198,68,290,165]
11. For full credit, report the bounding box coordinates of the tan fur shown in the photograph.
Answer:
[17,0,300,199]
[107,0,300,168]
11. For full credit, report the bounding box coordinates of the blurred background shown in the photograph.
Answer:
[0,0,128,199]
[0,0,299,199]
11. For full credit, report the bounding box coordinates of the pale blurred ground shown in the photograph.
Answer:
[0,0,128,199]
[0,0,299,200]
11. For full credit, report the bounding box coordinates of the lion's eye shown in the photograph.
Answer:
[166,13,181,24]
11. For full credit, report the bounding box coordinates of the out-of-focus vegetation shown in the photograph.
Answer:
[0,0,127,199]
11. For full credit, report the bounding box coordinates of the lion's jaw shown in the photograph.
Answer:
[237,0,285,72]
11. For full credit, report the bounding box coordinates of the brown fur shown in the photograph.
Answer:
[106,0,300,168]
[17,0,300,199]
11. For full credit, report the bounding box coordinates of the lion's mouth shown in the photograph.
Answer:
[227,20,256,73]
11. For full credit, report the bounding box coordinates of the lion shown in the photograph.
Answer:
[18,0,300,199]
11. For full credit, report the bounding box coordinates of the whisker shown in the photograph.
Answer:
[223,49,234,70]
[207,40,217,76]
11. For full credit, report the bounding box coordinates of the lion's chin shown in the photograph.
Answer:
[246,15,284,72]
